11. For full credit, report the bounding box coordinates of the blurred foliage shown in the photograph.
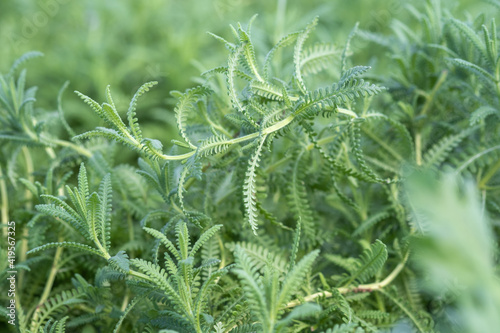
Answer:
[0,0,490,138]
[407,172,500,333]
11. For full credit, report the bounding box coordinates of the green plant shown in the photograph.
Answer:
[1,1,500,332]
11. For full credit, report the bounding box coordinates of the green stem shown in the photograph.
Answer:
[120,293,129,312]
[0,166,8,238]
[265,134,336,173]
[455,145,500,174]
[285,251,410,308]
[30,243,64,330]
[19,147,33,289]
[158,114,296,161]
[415,70,448,166]
[127,269,154,282]
[275,0,287,41]
[202,108,233,138]
[415,132,422,166]
[127,213,135,253]
[362,127,403,162]
[479,157,500,189]
[48,138,93,157]
[420,70,448,116]
[378,289,426,333]
[39,246,63,304]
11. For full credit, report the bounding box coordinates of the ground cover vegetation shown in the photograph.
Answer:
[1,0,500,332]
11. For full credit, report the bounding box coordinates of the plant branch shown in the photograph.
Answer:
[30,242,64,329]
[285,251,410,308]
[479,157,500,189]
[415,70,448,166]
[19,147,33,289]
[48,138,93,157]
[0,166,8,238]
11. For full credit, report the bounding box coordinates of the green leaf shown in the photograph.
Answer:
[423,127,477,168]
[128,81,158,141]
[238,26,264,82]
[301,43,341,76]
[293,17,319,94]
[243,135,267,234]
[198,135,230,157]
[171,86,210,149]
[27,242,103,257]
[101,102,128,134]
[233,246,268,327]
[250,81,286,101]
[277,249,320,308]
[29,289,85,333]
[8,51,43,77]
[98,173,113,251]
[287,152,315,240]
[38,194,90,240]
[109,251,130,273]
[449,18,489,62]
[131,258,185,310]
[276,303,321,328]
[264,31,300,79]
[143,227,180,260]
[293,79,382,119]
[345,240,388,285]
[190,224,223,257]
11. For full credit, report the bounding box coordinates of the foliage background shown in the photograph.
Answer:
[0,0,489,148]
[1,0,500,332]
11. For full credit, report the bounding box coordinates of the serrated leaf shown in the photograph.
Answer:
[345,240,388,285]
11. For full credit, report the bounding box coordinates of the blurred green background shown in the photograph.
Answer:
[0,0,489,141]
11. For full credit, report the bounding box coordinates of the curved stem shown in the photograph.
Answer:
[30,240,64,328]
[479,157,500,189]
[285,251,410,308]
[157,114,296,161]
[455,145,500,174]
[265,134,337,173]
[38,246,63,305]
[48,138,93,157]
[420,70,447,117]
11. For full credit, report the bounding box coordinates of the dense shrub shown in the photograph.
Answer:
[1,1,499,332]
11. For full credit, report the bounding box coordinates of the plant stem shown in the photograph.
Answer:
[127,269,154,282]
[415,132,422,166]
[30,243,64,329]
[378,289,426,333]
[48,138,92,157]
[479,157,500,189]
[0,166,8,238]
[285,251,410,308]
[455,145,500,174]
[415,70,448,166]
[19,147,33,289]
[265,134,336,173]
[158,114,296,161]
[39,246,63,305]
[120,293,129,312]
[127,213,135,256]
[362,127,403,162]
[420,70,448,116]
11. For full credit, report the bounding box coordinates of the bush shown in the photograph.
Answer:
[1,1,499,332]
